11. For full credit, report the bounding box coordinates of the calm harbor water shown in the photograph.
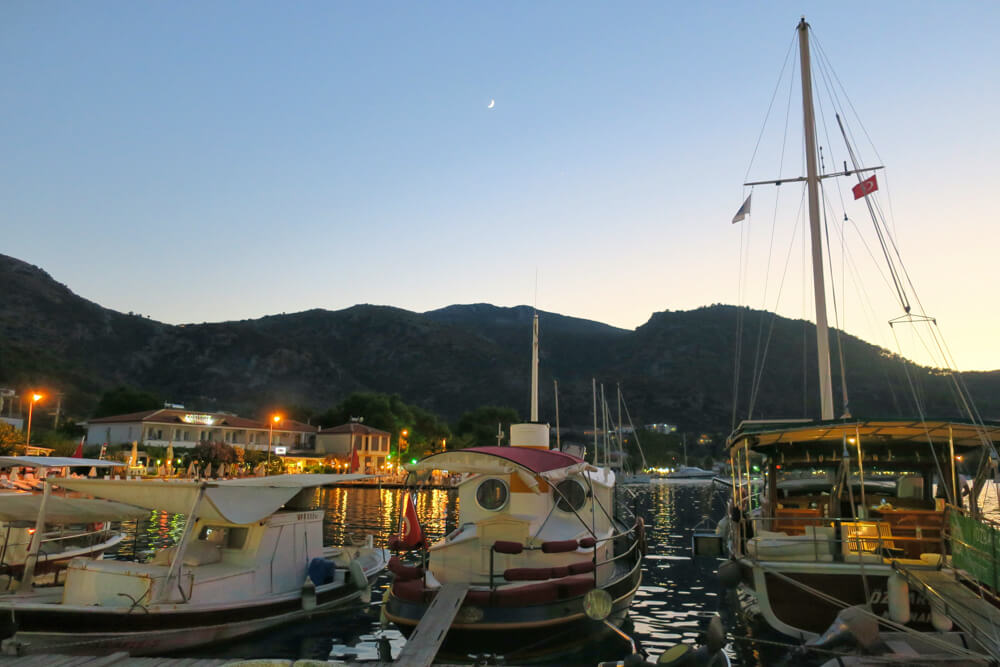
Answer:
[110,481,750,665]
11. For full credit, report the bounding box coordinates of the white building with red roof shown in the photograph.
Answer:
[85,408,317,451]
[315,422,391,473]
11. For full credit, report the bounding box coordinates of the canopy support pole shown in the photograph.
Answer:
[159,485,206,603]
[18,480,51,593]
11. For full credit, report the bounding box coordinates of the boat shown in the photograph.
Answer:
[666,466,715,480]
[717,18,999,663]
[383,313,644,661]
[0,457,137,580]
[0,473,388,655]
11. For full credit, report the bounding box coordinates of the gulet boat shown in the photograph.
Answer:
[0,473,388,655]
[383,313,644,660]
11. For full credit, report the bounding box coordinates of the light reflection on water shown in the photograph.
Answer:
[107,481,1000,665]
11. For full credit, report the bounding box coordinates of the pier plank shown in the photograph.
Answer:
[387,583,469,667]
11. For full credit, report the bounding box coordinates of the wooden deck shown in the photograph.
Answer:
[895,564,1000,661]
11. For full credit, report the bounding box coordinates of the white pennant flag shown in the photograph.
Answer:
[731,194,751,224]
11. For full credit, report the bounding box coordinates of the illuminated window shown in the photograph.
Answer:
[476,478,509,511]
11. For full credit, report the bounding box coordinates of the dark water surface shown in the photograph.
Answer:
[114,482,755,665]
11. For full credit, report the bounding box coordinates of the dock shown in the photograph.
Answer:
[895,563,1000,661]
[381,583,469,667]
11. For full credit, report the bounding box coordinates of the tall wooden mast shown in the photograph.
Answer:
[798,17,835,420]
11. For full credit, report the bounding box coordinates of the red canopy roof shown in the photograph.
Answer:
[460,446,583,473]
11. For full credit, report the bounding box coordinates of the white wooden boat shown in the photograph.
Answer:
[0,473,388,655]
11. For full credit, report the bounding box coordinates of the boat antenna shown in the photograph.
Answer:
[592,378,599,465]
[554,379,561,450]
[530,311,539,422]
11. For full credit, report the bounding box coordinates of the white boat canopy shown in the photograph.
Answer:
[55,473,372,525]
[0,495,149,524]
[404,447,608,490]
[0,456,125,469]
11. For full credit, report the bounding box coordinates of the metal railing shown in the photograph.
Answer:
[737,513,948,564]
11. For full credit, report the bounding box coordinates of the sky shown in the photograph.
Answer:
[3,2,999,370]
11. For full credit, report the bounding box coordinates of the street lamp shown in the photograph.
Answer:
[267,414,282,475]
[25,392,43,450]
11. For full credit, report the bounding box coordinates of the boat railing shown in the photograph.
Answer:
[943,503,1000,602]
[739,514,947,564]
[487,518,644,590]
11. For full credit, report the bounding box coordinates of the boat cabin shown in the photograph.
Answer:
[728,419,1000,565]
[402,424,618,587]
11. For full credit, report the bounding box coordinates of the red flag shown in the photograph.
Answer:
[852,174,878,200]
[400,492,424,548]
[72,437,84,458]
[350,446,359,473]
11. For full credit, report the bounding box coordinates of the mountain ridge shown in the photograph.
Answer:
[3,253,999,431]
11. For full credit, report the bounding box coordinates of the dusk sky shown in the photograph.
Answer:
[3,3,999,371]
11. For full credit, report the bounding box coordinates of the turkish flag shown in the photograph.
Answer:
[72,437,84,458]
[852,174,878,200]
[350,447,359,473]
[400,492,424,548]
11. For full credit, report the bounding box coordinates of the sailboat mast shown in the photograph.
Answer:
[592,378,599,465]
[530,312,539,422]
[798,17,835,421]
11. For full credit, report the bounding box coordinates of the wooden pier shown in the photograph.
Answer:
[380,583,469,667]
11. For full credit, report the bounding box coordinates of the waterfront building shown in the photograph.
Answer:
[315,422,391,473]
[85,408,316,451]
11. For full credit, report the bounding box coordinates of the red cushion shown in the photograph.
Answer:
[550,565,570,578]
[556,574,595,598]
[392,579,427,602]
[493,540,524,554]
[388,556,424,581]
[504,567,553,581]
[568,560,595,575]
[541,539,579,553]
[578,537,597,548]
[493,581,558,606]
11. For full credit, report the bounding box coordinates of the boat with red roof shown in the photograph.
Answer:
[382,314,644,661]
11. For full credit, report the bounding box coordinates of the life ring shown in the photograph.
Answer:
[636,517,647,556]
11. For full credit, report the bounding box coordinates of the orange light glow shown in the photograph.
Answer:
[272,415,282,423]
[31,393,43,403]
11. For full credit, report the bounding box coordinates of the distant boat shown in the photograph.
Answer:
[666,466,715,480]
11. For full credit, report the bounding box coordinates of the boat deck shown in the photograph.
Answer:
[895,563,1000,661]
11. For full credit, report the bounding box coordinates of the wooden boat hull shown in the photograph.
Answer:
[384,548,642,659]
[738,559,940,636]
[2,568,377,655]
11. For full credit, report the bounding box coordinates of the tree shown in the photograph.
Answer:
[0,423,22,456]
[314,392,452,458]
[453,406,520,449]
[191,441,237,466]
[93,386,162,418]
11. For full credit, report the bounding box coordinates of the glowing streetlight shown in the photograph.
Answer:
[25,392,43,450]
[267,414,282,475]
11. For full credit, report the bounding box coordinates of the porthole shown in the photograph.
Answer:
[554,479,587,512]
[476,478,509,511]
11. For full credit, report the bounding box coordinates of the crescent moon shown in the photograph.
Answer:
[487,99,495,109]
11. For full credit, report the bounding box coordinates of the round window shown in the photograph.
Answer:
[476,478,509,511]
[554,479,587,512]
